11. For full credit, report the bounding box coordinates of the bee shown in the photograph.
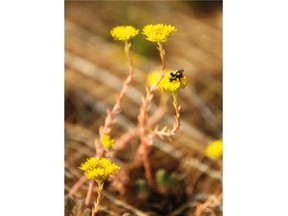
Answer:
[169,69,184,82]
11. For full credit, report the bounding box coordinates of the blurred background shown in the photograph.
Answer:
[65,1,222,215]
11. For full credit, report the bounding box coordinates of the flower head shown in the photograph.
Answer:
[111,26,139,41]
[205,140,223,159]
[147,70,186,93]
[142,24,177,43]
[101,134,115,151]
[147,71,160,87]
[79,157,120,182]
[158,70,186,94]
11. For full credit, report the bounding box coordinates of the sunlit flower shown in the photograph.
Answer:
[147,70,186,93]
[205,140,223,159]
[79,157,120,182]
[142,24,177,43]
[101,134,115,150]
[159,71,186,94]
[111,25,139,41]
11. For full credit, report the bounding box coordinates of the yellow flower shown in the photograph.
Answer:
[147,70,186,93]
[147,71,160,87]
[111,26,139,41]
[159,73,186,94]
[101,134,115,150]
[79,157,97,171]
[79,157,120,182]
[142,24,177,43]
[205,140,223,159]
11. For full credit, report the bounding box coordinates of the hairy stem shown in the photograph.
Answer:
[91,181,104,216]
[153,92,181,138]
[171,92,181,134]
[137,42,166,189]
[69,41,135,200]
[97,41,135,155]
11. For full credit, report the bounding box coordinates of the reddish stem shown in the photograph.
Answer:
[69,41,135,201]
[137,42,166,189]
[85,180,95,206]
[97,41,135,152]
[68,175,87,198]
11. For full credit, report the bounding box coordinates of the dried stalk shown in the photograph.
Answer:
[194,193,223,216]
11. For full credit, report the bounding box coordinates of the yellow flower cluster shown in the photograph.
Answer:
[101,134,115,150]
[142,24,177,43]
[159,72,186,93]
[205,140,223,159]
[111,25,139,41]
[79,157,120,182]
[147,70,186,94]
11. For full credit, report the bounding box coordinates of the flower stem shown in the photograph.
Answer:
[137,43,167,189]
[85,180,95,206]
[68,41,134,200]
[153,93,181,138]
[171,92,181,134]
[91,181,104,216]
[157,42,166,71]
[97,41,135,155]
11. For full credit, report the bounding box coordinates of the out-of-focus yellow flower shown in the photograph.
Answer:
[147,70,186,93]
[111,25,139,41]
[79,157,120,182]
[147,72,160,87]
[101,134,115,150]
[142,24,177,43]
[205,140,223,159]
